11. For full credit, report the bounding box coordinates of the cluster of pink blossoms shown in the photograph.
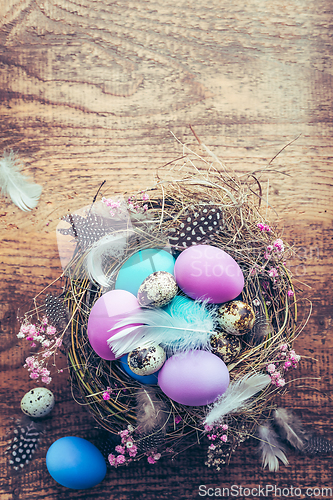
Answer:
[108,426,162,466]
[204,423,228,450]
[266,343,301,387]
[102,192,149,217]
[108,428,139,467]
[17,316,63,384]
[257,223,271,232]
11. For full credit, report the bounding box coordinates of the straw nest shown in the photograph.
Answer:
[59,142,298,464]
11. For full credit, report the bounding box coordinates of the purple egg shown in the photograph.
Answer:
[158,350,229,406]
[174,244,244,304]
[88,290,141,360]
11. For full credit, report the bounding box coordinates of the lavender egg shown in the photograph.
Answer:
[158,350,229,406]
[174,244,244,304]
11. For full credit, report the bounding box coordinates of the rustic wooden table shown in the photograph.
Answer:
[1,0,332,498]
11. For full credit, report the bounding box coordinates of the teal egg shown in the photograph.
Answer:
[115,248,175,296]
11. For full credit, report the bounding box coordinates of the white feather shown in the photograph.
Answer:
[107,296,216,356]
[258,423,289,472]
[204,373,271,426]
[0,151,42,211]
[85,231,129,287]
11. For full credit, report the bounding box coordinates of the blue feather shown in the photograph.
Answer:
[107,296,217,356]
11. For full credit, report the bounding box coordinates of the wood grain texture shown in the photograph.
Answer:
[0,0,332,498]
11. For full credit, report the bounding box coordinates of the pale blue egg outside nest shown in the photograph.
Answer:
[115,248,175,296]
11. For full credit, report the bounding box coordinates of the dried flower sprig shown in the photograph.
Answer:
[17,316,64,384]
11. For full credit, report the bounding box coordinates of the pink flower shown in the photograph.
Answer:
[276,378,286,387]
[287,290,294,297]
[40,368,50,376]
[143,204,148,211]
[266,245,273,252]
[270,371,281,380]
[30,372,39,379]
[204,424,213,432]
[284,360,292,369]
[41,316,48,325]
[269,267,278,278]
[108,453,116,466]
[116,454,126,465]
[222,424,228,431]
[175,415,182,424]
[142,193,149,201]
[128,444,138,457]
[42,339,51,348]
[17,331,26,339]
[115,445,125,454]
[42,351,52,358]
[153,453,161,461]
[47,325,56,336]
[221,435,228,442]
[103,392,111,400]
[147,456,156,464]
[273,238,284,252]
[264,252,271,260]
[55,338,62,347]
[280,343,288,352]
[209,444,216,450]
[42,376,52,384]
[119,429,129,438]
[26,335,34,341]
[266,363,276,373]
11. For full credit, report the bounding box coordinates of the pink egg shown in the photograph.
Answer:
[88,290,141,360]
[158,350,229,406]
[174,244,244,304]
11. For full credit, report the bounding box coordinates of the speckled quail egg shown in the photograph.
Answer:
[217,300,255,335]
[128,345,166,375]
[210,332,242,364]
[20,387,55,418]
[137,271,178,308]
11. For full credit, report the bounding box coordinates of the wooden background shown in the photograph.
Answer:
[0,0,332,498]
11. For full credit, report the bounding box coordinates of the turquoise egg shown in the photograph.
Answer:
[46,436,106,489]
[115,248,175,296]
[119,354,159,385]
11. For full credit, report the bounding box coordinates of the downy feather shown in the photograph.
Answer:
[85,231,129,287]
[273,408,306,451]
[257,423,289,472]
[107,296,216,356]
[135,387,169,454]
[0,150,42,211]
[204,373,271,426]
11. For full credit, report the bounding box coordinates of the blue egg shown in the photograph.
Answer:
[119,354,159,385]
[115,248,175,296]
[46,437,107,489]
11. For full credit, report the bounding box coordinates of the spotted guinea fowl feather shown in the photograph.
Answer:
[4,416,44,471]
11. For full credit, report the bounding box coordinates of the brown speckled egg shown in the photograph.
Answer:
[128,345,166,375]
[137,271,178,308]
[210,332,241,364]
[217,300,255,335]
